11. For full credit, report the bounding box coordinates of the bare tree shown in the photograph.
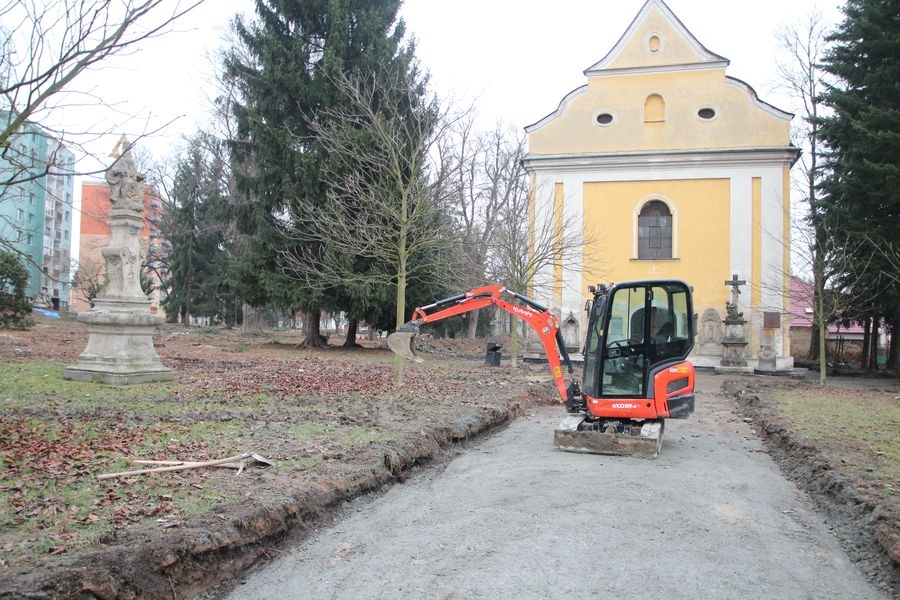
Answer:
[0,0,206,279]
[789,218,880,382]
[436,118,524,337]
[488,165,603,365]
[281,69,461,335]
[775,10,834,379]
[0,0,205,153]
[70,258,103,308]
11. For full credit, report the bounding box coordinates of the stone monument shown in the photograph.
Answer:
[720,274,749,368]
[63,142,172,384]
[693,307,723,360]
[560,311,580,352]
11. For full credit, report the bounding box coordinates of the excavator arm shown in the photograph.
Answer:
[388,285,581,405]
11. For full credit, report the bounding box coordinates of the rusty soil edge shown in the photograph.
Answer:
[726,382,900,596]
[0,401,530,600]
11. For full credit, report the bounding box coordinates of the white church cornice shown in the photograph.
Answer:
[585,61,729,79]
[725,77,794,121]
[525,85,588,133]
[522,146,801,173]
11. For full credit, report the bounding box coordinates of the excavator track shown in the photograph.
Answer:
[553,416,664,457]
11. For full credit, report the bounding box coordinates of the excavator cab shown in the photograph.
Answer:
[582,280,694,403]
[555,280,695,456]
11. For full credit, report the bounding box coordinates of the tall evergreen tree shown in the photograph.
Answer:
[163,133,235,325]
[223,0,410,345]
[817,0,900,369]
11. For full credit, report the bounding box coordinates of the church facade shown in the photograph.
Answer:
[523,0,799,369]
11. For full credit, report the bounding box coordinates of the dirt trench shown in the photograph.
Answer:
[726,379,900,595]
[0,402,526,600]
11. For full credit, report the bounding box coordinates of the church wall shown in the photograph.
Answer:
[530,70,791,156]
[529,157,792,363]
[581,178,730,316]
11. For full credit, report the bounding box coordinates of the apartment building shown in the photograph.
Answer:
[0,117,75,311]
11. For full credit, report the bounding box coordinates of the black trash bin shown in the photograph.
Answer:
[485,342,502,366]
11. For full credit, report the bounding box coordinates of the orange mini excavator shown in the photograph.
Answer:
[388,280,696,457]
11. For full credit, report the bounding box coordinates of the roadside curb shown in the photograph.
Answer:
[726,382,900,595]
[0,401,528,600]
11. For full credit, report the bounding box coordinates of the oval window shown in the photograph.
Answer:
[596,113,614,125]
[648,35,661,53]
[698,107,716,120]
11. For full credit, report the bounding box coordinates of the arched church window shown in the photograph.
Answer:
[638,200,672,259]
[644,94,665,123]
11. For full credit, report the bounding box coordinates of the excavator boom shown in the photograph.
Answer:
[387,285,580,404]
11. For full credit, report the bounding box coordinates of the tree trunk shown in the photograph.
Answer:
[343,317,361,348]
[807,322,820,361]
[869,312,880,371]
[302,309,328,347]
[861,317,871,370]
[509,316,519,368]
[889,312,900,369]
[466,308,479,339]
[808,243,823,361]
[242,303,264,334]
[816,292,827,385]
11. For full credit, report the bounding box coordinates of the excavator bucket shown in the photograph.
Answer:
[387,330,424,363]
[553,416,664,457]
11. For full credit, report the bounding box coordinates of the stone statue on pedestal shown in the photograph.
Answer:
[720,274,748,367]
[105,148,145,213]
[63,141,172,384]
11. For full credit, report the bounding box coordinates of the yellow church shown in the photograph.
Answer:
[523,0,799,370]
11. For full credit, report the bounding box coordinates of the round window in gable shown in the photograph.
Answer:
[698,107,716,120]
[596,112,614,126]
[644,32,665,54]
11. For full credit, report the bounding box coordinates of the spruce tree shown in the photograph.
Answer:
[224,0,411,345]
[817,0,900,368]
[163,133,234,325]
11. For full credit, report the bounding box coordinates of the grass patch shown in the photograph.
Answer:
[289,421,336,439]
[0,363,178,408]
[770,387,900,486]
[340,428,394,446]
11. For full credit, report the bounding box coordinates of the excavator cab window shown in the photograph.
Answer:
[582,281,693,398]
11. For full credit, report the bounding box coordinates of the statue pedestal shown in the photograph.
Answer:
[720,318,748,367]
[63,298,171,384]
[63,207,172,385]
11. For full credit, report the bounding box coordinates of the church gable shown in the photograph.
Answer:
[586,0,727,75]
[526,0,794,156]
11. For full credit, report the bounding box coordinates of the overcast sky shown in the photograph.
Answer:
[70,0,846,168]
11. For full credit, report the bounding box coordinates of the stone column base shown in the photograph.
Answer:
[63,301,172,385]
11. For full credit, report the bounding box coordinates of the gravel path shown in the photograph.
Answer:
[208,374,888,600]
